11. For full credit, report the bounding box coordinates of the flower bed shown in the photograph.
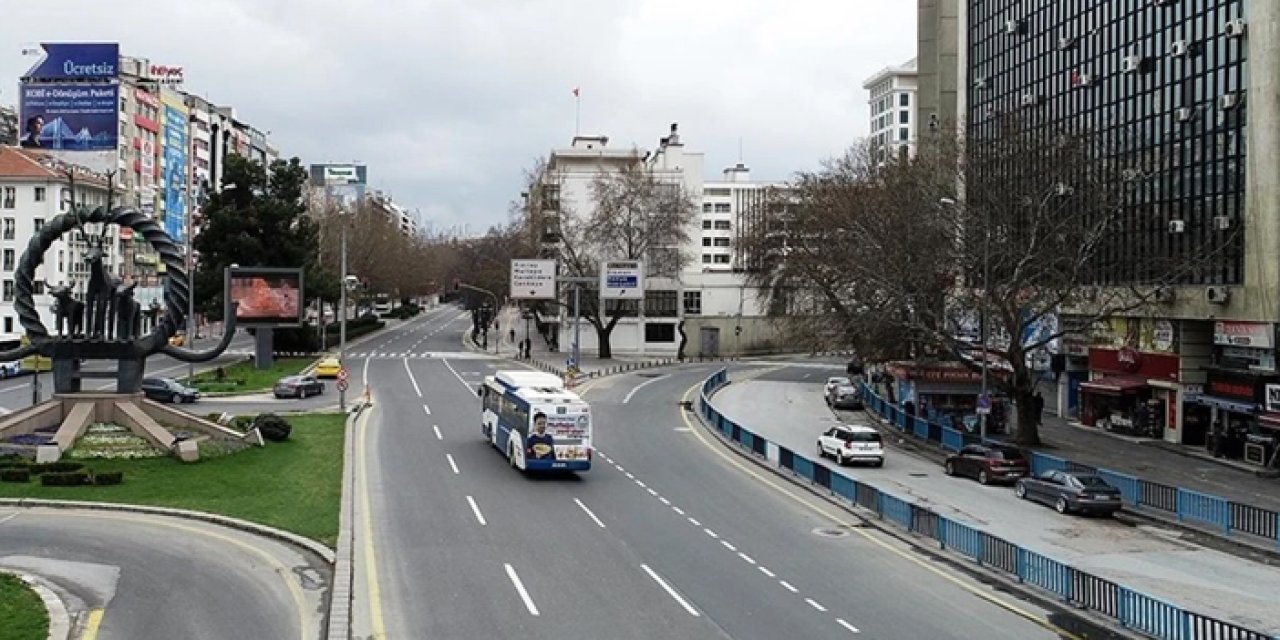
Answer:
[67,423,166,460]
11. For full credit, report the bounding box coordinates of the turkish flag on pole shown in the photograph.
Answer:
[572,87,580,97]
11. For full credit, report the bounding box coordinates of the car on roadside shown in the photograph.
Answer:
[140,377,200,404]
[816,424,884,467]
[823,376,851,405]
[944,443,1029,485]
[273,375,325,399]
[314,357,342,378]
[1015,470,1123,516]
[169,331,186,347]
[830,383,863,410]
[0,360,22,379]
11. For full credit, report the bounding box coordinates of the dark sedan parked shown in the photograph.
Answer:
[141,377,200,404]
[1015,470,1123,516]
[944,444,1029,484]
[273,375,325,399]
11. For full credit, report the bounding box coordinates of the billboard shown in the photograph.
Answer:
[23,43,119,80]
[309,163,367,186]
[163,104,188,243]
[600,260,644,299]
[18,83,119,151]
[510,259,557,300]
[226,267,305,327]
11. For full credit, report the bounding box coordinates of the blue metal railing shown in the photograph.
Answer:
[692,369,1273,640]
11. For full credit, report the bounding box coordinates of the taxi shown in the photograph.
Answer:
[314,357,342,378]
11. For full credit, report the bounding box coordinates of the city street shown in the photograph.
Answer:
[349,314,1072,639]
[711,367,1280,633]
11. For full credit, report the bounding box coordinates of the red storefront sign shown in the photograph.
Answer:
[886,363,983,383]
[1088,348,1179,381]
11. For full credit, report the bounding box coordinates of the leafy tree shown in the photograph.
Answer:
[193,155,335,320]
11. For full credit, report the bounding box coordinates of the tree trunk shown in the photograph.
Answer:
[595,323,614,360]
[1013,387,1042,446]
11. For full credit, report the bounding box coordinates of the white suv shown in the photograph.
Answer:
[817,424,885,467]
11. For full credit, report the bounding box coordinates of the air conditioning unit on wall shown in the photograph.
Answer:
[1206,285,1231,305]
[1170,40,1189,57]
[1224,18,1247,38]
[1121,55,1144,73]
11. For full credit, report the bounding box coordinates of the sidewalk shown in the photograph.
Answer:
[712,375,1280,635]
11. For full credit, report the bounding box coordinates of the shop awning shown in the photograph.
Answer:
[1198,395,1261,414]
[1080,376,1148,395]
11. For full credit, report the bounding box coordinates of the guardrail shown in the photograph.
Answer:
[697,369,1274,640]
[858,383,1280,549]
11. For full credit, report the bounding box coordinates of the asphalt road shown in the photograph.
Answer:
[0,506,329,640]
[713,367,1280,633]
[349,314,1071,639]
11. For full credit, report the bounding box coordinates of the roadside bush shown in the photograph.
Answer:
[40,471,90,486]
[253,413,293,442]
[30,462,85,475]
[0,460,29,470]
[0,469,30,482]
[92,471,124,486]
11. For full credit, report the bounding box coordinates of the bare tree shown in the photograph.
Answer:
[743,120,1231,445]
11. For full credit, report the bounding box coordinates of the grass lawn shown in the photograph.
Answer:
[182,357,313,393]
[0,414,346,547]
[0,573,48,640]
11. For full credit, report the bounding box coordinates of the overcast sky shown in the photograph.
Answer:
[1,0,915,235]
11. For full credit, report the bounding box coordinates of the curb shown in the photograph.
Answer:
[0,571,71,640]
[0,499,336,565]
[686,396,1142,640]
[845,406,1280,566]
[326,399,365,639]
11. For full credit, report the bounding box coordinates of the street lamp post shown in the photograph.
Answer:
[186,193,196,382]
[339,220,348,412]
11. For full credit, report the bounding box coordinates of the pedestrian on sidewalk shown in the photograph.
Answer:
[1033,391,1045,427]
[509,328,516,345]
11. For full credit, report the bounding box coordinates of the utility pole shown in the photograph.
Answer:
[556,276,595,369]
[339,219,348,412]
[186,188,196,382]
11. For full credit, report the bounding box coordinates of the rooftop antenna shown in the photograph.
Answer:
[738,138,744,163]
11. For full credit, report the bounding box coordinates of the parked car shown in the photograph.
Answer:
[1015,470,1123,516]
[816,424,884,467]
[0,360,22,379]
[140,377,200,404]
[944,444,1029,484]
[314,357,342,378]
[830,384,863,410]
[823,376,851,405]
[274,375,325,399]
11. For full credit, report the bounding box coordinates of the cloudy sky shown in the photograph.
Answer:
[2,0,915,235]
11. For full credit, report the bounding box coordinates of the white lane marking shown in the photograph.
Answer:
[758,566,776,578]
[573,498,607,528]
[720,540,737,552]
[673,427,693,432]
[466,495,487,526]
[446,454,460,475]
[779,580,798,593]
[672,506,685,515]
[422,404,432,416]
[625,472,635,480]
[622,374,668,403]
[687,517,701,527]
[659,497,671,506]
[635,480,646,488]
[0,512,19,525]
[703,528,719,539]
[646,488,658,497]
[441,358,473,392]
[615,466,625,473]
[362,355,370,385]
[432,425,443,440]
[404,358,423,397]
[640,564,700,617]
[737,552,756,565]
[504,564,540,616]
[805,598,827,612]
[837,619,861,634]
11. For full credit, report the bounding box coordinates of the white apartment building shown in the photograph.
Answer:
[862,58,919,160]
[0,147,126,342]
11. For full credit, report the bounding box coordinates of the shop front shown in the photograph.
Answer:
[1200,368,1280,466]
[883,361,1008,435]
[1080,346,1179,438]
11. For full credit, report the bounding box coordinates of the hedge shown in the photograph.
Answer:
[41,471,90,486]
[0,469,30,483]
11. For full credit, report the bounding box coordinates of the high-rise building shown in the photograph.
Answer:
[916,0,962,135]
[862,58,919,159]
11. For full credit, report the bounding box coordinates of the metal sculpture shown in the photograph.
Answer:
[0,205,238,394]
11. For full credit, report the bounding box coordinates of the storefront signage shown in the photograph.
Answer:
[1266,384,1280,413]
[887,364,983,384]
[1151,320,1175,352]
[1088,348,1179,380]
[1213,321,1274,349]
[1205,369,1279,403]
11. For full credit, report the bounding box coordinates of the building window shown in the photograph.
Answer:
[714,203,731,213]
[644,323,676,343]
[644,290,678,318]
[714,238,731,247]
[714,220,731,230]
[33,218,44,233]
[702,202,713,212]
[33,187,46,202]
[32,281,44,295]
[702,254,712,264]
[59,188,71,211]
[2,317,10,334]
[899,111,909,124]
[702,237,712,247]
[1,188,13,209]
[683,291,702,316]
[713,255,730,264]
[702,220,712,230]
[900,93,909,107]
[899,128,909,141]
[2,219,13,240]
[2,250,13,271]
[2,281,12,302]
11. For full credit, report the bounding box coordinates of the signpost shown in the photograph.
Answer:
[600,260,644,299]
[510,259,557,300]
[976,393,992,416]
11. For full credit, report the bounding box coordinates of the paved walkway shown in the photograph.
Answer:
[482,307,684,377]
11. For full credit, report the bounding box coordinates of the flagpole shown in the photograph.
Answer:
[574,93,581,136]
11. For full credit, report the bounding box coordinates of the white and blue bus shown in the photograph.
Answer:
[480,371,592,472]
